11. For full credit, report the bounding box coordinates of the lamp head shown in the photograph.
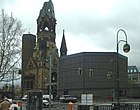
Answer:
[123,43,130,53]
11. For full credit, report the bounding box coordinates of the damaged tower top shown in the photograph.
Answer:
[37,0,56,34]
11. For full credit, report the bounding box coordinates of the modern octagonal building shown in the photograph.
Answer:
[58,34,128,100]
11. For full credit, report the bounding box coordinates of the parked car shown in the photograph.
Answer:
[22,95,27,101]
[43,95,53,100]
[43,98,53,108]
[59,95,77,103]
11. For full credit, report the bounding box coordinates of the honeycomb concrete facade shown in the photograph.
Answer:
[58,52,128,99]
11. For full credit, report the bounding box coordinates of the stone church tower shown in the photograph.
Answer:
[22,0,59,97]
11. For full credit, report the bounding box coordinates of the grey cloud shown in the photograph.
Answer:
[0,0,16,7]
[1,0,139,66]
[55,0,140,67]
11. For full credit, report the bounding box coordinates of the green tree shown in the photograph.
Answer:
[0,9,24,82]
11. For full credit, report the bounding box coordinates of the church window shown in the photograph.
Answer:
[43,63,46,66]
[78,68,82,75]
[89,69,94,76]
[38,63,41,66]
[30,80,33,89]
[51,72,57,83]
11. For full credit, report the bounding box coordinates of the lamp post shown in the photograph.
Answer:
[116,29,130,107]
[49,55,52,110]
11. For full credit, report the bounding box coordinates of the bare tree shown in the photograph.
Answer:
[0,9,24,82]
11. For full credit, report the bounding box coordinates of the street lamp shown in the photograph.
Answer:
[47,52,58,110]
[48,55,52,110]
[116,29,130,107]
[45,55,52,110]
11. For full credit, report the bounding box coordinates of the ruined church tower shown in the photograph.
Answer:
[22,0,59,97]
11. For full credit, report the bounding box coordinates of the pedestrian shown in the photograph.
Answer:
[0,97,11,110]
[9,100,18,110]
[109,96,113,102]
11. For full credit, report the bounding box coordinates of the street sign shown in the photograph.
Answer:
[81,94,93,105]
[81,94,87,105]
[87,94,93,105]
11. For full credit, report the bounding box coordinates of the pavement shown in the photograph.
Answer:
[21,98,140,110]
[21,101,78,110]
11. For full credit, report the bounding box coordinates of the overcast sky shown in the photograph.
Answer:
[1,0,140,67]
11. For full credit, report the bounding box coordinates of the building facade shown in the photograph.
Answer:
[21,0,130,100]
[22,34,36,96]
[128,66,140,84]
[58,52,128,99]
[22,0,59,97]
[127,66,140,98]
